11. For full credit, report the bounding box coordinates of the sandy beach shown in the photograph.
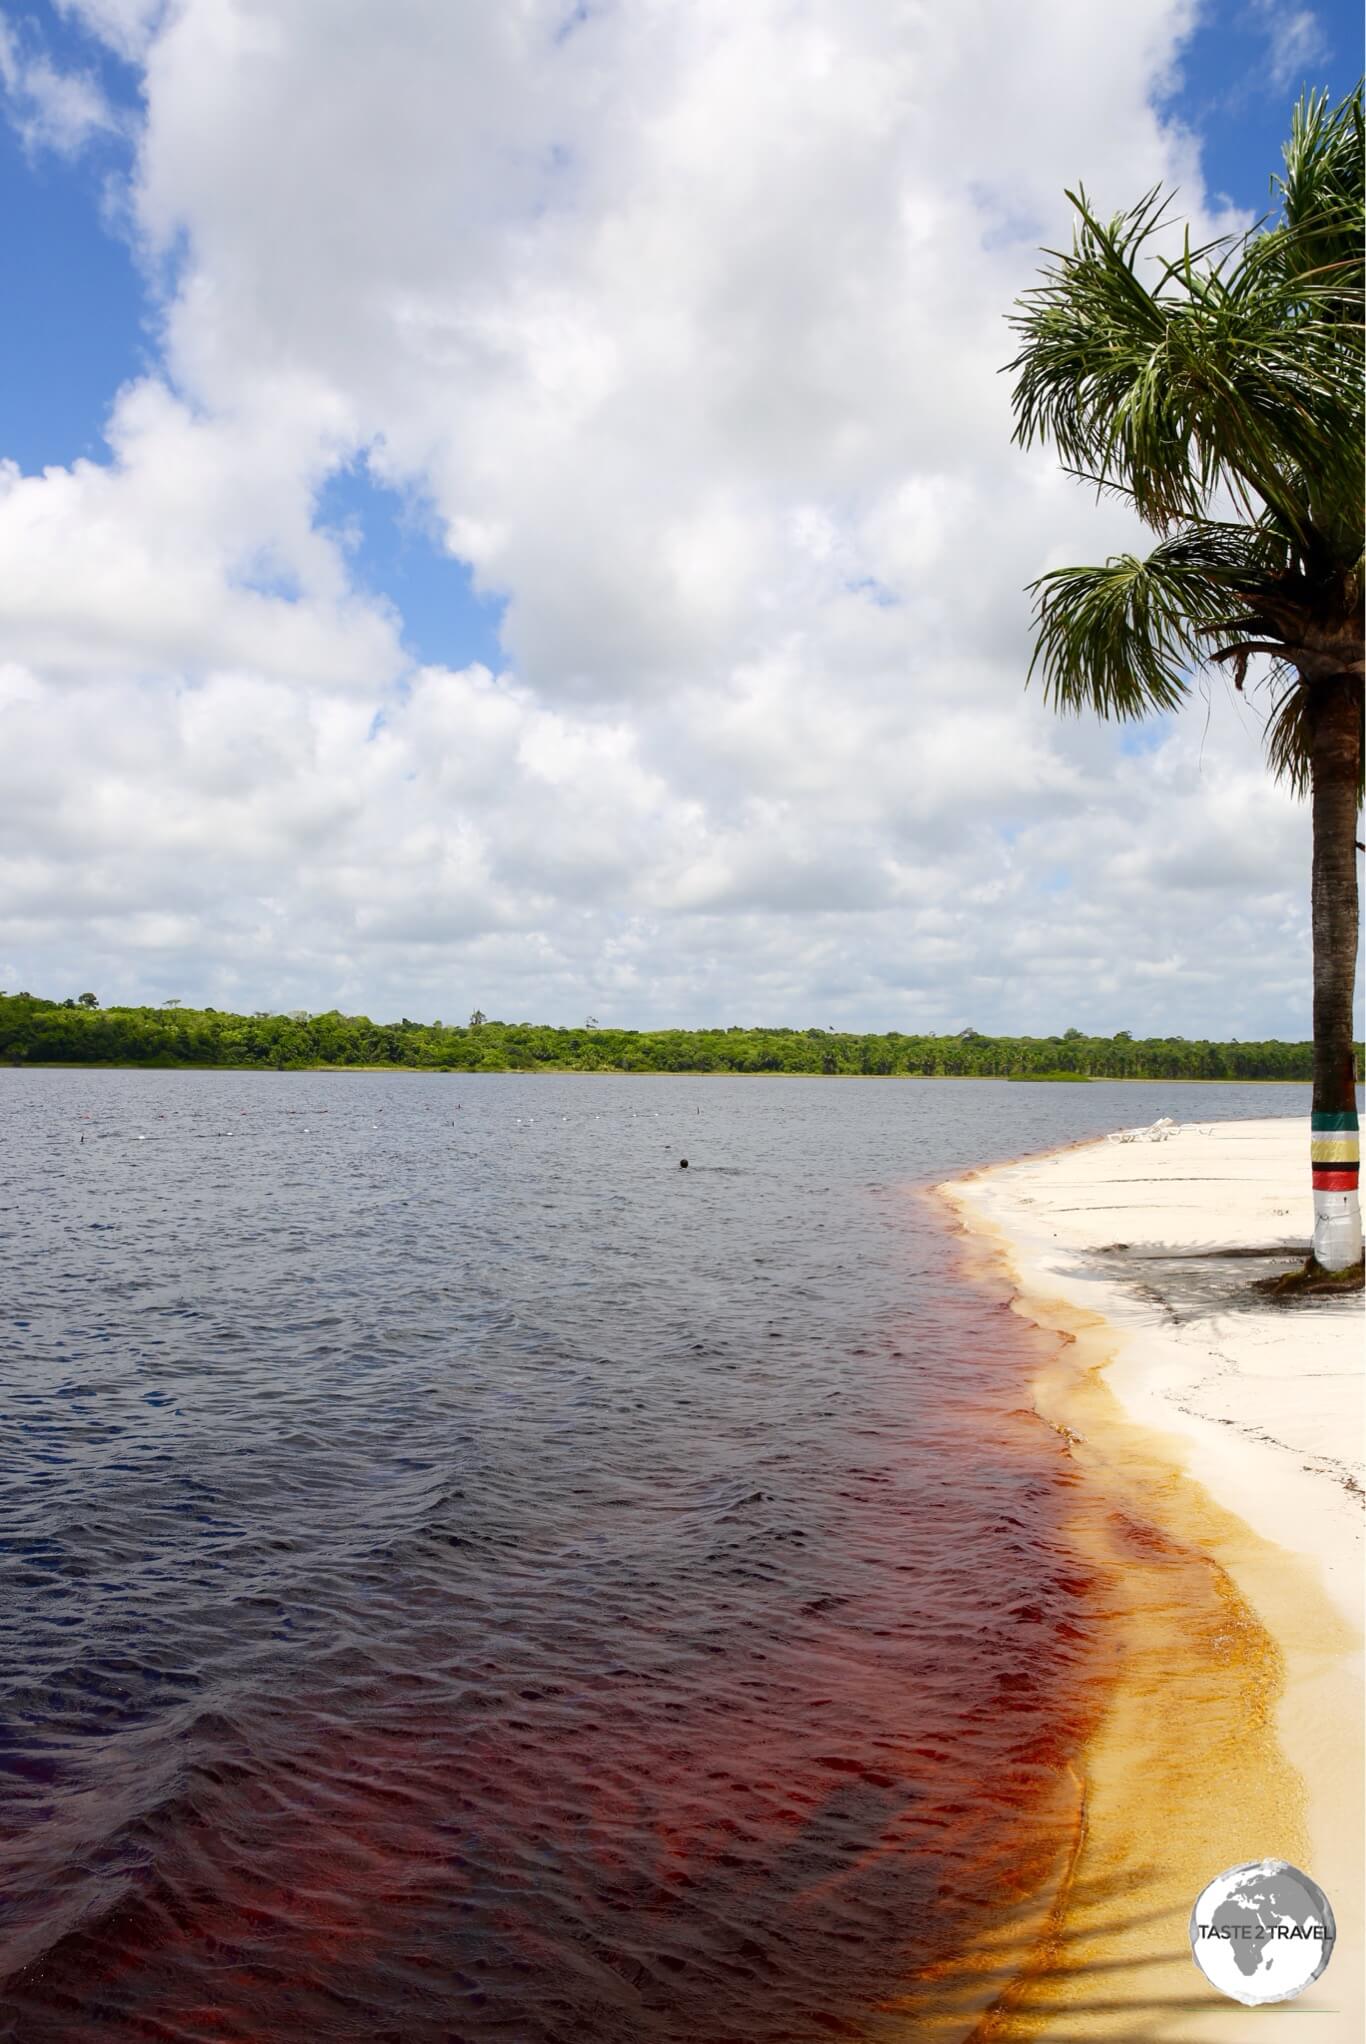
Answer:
[939,1115,1364,2042]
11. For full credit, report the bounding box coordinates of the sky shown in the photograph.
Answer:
[0,0,1359,1034]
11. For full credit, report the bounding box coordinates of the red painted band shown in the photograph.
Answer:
[1312,1168,1359,1191]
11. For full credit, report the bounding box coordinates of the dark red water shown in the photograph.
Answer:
[1,1072,1292,2040]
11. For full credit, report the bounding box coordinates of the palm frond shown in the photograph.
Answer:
[1274,83,1365,292]
[1253,84,1366,550]
[1026,525,1263,720]
[1262,676,1313,794]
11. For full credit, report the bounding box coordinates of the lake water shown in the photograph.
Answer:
[0,1072,1306,2041]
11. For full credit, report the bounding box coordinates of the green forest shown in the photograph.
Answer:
[0,991,1333,1080]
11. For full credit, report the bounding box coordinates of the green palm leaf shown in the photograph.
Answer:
[1026,525,1270,719]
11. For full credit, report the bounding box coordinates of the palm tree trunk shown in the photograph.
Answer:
[1308,675,1362,1271]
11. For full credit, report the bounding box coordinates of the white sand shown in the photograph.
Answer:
[940,1116,1364,2042]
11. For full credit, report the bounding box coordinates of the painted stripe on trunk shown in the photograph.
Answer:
[1312,1168,1359,1191]
[1311,1135,1361,1163]
[1311,1109,1360,1132]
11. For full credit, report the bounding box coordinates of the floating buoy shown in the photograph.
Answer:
[679,1158,689,1169]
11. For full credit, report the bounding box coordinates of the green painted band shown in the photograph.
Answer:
[1311,1110,1360,1132]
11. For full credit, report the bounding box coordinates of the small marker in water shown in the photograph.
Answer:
[679,1158,689,1169]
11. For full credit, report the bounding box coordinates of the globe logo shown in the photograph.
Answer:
[1189,1860,1335,2005]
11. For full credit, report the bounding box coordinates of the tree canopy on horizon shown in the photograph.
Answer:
[0,989,1339,1083]
[1007,84,1364,1271]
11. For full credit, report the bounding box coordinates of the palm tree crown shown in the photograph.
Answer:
[1007,85,1362,785]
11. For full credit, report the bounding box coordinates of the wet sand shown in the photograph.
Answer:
[938,1117,1363,2041]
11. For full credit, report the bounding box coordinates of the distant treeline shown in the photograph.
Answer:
[0,992,1332,1080]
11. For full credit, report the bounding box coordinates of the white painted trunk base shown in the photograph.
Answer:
[1313,1189,1363,1271]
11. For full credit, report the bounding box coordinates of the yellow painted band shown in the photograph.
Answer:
[1311,1135,1360,1163]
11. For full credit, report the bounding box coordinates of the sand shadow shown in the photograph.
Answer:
[1084,1241,1364,1321]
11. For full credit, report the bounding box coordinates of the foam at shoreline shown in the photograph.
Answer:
[938,1116,1364,2041]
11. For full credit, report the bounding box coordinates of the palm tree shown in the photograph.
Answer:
[1007,86,1363,1272]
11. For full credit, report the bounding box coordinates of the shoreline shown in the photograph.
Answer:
[1,1063,1316,1082]
[937,1117,1364,2040]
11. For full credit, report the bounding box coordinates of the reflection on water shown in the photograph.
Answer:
[0,1073,1304,2040]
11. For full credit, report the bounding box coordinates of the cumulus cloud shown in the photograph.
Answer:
[0,0,1315,1032]
[0,380,401,686]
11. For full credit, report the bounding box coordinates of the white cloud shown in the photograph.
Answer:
[0,0,1319,1033]
[54,1,167,64]
[0,381,399,687]
[0,8,122,155]
[1250,1,1328,93]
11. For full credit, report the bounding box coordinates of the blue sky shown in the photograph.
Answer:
[1175,0,1360,209]
[0,76,138,469]
[2,0,1357,674]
